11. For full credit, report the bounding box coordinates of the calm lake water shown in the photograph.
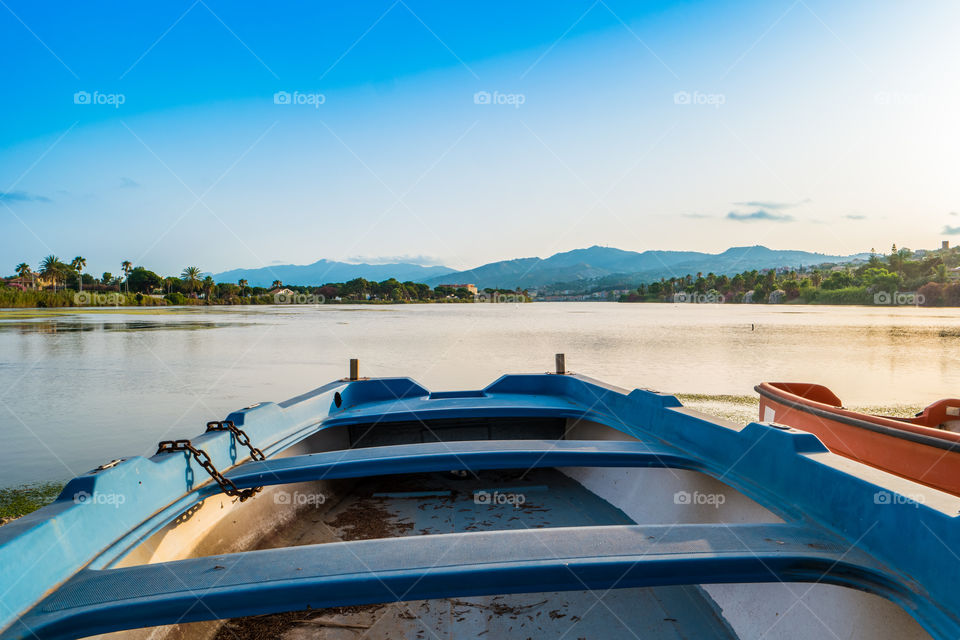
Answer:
[2,302,959,486]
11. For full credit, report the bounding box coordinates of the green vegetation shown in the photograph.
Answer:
[0,482,64,522]
[621,244,960,305]
[3,257,530,308]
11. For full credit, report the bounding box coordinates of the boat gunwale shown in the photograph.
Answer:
[756,383,960,452]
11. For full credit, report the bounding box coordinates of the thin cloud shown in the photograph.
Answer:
[681,213,712,219]
[949,211,958,217]
[942,225,960,235]
[845,214,867,220]
[726,210,794,222]
[347,254,449,266]
[119,177,140,188]
[0,190,51,203]
[733,198,810,210]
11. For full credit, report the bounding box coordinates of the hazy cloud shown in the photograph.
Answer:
[119,177,140,188]
[950,211,958,217]
[347,254,449,266]
[681,213,712,219]
[726,210,793,222]
[942,225,960,235]
[845,214,867,220]
[0,190,51,203]
[733,198,810,210]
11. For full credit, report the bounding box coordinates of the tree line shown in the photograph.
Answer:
[3,256,525,307]
[620,245,960,305]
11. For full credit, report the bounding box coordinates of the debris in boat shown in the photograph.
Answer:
[447,598,548,615]
[213,605,386,640]
[304,617,371,630]
[325,497,414,540]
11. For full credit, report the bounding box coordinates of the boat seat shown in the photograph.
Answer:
[224,439,699,489]
[13,523,894,640]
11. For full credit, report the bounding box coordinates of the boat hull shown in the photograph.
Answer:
[756,382,960,495]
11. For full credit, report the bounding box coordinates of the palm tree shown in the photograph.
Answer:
[271,279,283,289]
[202,276,215,301]
[181,267,202,296]
[121,261,132,293]
[71,256,86,292]
[14,262,33,289]
[238,279,248,297]
[40,255,63,291]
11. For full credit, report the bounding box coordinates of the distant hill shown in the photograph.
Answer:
[215,246,869,290]
[213,260,455,287]
[423,245,870,290]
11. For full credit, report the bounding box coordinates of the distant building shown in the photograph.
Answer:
[948,267,960,282]
[438,283,477,294]
[944,241,950,250]
[4,276,37,291]
[268,287,295,300]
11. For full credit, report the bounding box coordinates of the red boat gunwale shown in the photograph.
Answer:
[756,383,960,451]
[755,382,960,495]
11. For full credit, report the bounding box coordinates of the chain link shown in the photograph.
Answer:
[156,439,262,501]
[205,421,266,461]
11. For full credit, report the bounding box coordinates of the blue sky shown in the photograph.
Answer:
[2,0,959,277]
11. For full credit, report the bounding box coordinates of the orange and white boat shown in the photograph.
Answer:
[756,382,960,495]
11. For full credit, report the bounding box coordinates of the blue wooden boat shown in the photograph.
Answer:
[0,358,957,639]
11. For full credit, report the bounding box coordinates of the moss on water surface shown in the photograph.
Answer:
[677,394,923,425]
[0,482,65,522]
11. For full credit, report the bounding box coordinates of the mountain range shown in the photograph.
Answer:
[214,246,870,291]
[213,260,455,288]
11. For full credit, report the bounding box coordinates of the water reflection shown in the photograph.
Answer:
[0,320,246,334]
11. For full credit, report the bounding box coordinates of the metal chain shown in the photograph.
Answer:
[156,439,262,501]
[205,421,266,461]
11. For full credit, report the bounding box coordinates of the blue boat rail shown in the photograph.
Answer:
[1,362,959,639]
